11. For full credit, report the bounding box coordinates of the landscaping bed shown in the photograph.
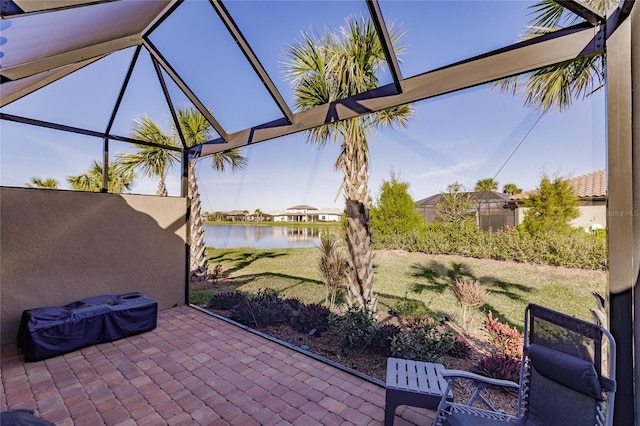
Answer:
[202,294,519,415]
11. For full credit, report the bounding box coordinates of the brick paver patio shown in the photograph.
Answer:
[1,305,435,425]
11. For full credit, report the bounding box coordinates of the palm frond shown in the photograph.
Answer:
[130,115,175,146]
[523,56,603,112]
[527,0,568,29]
[67,160,134,193]
[26,177,59,189]
[371,104,413,130]
[209,148,247,173]
[176,107,214,147]
[494,0,613,113]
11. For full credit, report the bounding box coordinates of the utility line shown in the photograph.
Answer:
[491,112,545,183]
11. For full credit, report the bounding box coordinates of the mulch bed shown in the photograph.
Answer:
[203,305,519,415]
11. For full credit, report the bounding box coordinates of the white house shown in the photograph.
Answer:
[312,208,343,222]
[268,205,343,222]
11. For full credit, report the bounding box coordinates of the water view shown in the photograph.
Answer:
[204,225,336,249]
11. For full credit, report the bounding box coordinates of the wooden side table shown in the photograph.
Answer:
[385,358,452,426]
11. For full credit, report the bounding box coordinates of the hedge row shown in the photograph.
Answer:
[372,223,607,270]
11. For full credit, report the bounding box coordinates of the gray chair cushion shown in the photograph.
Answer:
[528,343,601,400]
[443,411,524,426]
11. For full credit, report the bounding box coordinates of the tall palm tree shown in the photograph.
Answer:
[26,177,59,189]
[116,107,247,281]
[179,108,247,280]
[497,0,616,112]
[474,178,498,192]
[67,161,134,193]
[284,17,413,312]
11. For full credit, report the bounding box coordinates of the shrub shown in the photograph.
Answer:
[285,297,303,311]
[256,288,280,300]
[451,279,489,330]
[317,230,348,310]
[390,315,454,362]
[230,291,293,328]
[338,305,377,348]
[206,291,247,310]
[484,312,524,359]
[290,303,331,335]
[209,263,224,282]
[371,324,402,356]
[448,335,472,358]
[372,219,607,270]
[472,354,521,383]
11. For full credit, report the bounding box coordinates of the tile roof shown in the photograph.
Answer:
[509,170,606,201]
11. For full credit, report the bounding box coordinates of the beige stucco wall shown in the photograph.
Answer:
[0,187,188,345]
[571,202,607,230]
[515,201,607,231]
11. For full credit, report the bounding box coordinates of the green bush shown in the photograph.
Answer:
[390,315,454,362]
[206,291,247,310]
[372,221,607,270]
[229,290,293,328]
[371,324,402,356]
[290,303,331,334]
[338,305,378,348]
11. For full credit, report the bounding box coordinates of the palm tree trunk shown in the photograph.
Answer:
[156,176,168,197]
[340,125,377,312]
[188,162,208,282]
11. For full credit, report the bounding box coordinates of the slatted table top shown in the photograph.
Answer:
[386,358,450,397]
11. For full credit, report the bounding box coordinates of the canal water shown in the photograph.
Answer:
[204,225,336,249]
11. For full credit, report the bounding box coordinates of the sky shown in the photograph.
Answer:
[0,1,606,214]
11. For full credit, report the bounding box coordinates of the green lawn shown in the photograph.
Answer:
[191,248,606,331]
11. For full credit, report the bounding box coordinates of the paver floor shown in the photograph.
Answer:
[1,305,435,425]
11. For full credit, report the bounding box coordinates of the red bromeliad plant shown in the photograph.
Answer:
[472,354,521,383]
[484,311,524,359]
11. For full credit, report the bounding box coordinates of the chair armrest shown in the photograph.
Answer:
[440,369,519,389]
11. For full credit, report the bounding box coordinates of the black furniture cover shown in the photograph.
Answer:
[0,409,55,426]
[17,292,157,362]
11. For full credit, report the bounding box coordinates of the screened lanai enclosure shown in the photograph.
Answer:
[0,0,638,424]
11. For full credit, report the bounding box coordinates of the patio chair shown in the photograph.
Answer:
[433,303,616,426]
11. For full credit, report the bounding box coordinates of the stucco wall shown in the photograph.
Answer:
[515,201,607,231]
[0,187,187,345]
[571,203,607,230]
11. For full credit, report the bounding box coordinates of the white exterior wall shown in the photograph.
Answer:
[571,203,607,230]
[515,202,606,231]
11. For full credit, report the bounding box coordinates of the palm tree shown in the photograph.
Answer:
[26,177,59,189]
[503,183,523,195]
[115,116,177,196]
[67,161,134,193]
[496,0,616,112]
[284,17,413,312]
[116,107,247,281]
[474,178,498,192]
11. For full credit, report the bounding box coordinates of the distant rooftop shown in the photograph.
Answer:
[287,205,318,211]
[415,191,510,208]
